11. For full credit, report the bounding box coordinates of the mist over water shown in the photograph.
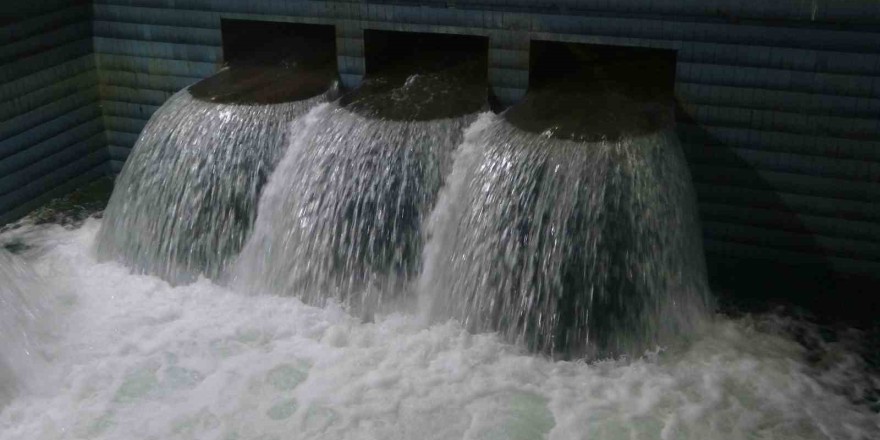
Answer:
[95,90,323,284]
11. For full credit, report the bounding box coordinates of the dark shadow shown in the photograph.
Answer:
[340,30,488,120]
[189,20,338,104]
[675,103,880,330]
[505,41,676,141]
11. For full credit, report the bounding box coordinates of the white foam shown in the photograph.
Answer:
[0,221,877,439]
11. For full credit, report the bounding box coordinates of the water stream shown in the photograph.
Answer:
[420,116,711,359]
[0,73,877,439]
[232,104,474,315]
[95,90,324,283]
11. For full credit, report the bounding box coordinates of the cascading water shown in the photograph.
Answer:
[231,49,487,314]
[1,71,878,440]
[0,250,48,407]
[95,90,325,283]
[232,103,475,313]
[420,117,711,358]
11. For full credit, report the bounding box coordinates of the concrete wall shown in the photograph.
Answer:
[4,0,880,282]
[0,0,108,225]
[89,0,880,279]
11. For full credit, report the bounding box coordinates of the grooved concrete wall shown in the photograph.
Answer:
[7,0,880,280]
[0,0,108,225]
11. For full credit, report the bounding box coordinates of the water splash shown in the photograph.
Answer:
[233,104,475,314]
[0,250,49,406]
[96,90,324,283]
[421,117,712,359]
[1,222,877,439]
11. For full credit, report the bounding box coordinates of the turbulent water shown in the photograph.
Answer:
[421,116,710,358]
[0,221,877,439]
[95,90,323,283]
[0,249,49,407]
[233,104,475,313]
[14,73,873,439]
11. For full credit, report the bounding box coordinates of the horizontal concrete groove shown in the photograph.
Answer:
[0,56,95,102]
[92,0,880,26]
[0,133,106,197]
[678,106,880,143]
[678,115,880,151]
[703,239,880,276]
[89,2,880,58]
[0,105,102,159]
[0,149,109,215]
[0,4,90,44]
[454,0,880,26]
[106,131,140,149]
[677,124,880,163]
[98,85,175,107]
[688,165,880,203]
[533,15,880,57]
[104,115,149,138]
[0,160,109,226]
[95,53,216,77]
[693,183,880,224]
[95,0,328,20]
[676,83,880,121]
[531,25,880,64]
[0,118,104,176]
[108,145,131,161]
[358,3,473,26]
[682,144,880,183]
[0,21,91,65]
[0,39,93,83]
[102,101,161,120]
[93,21,221,46]
[676,63,879,100]
[0,88,100,140]
[0,72,99,120]
[98,70,200,92]
[104,116,148,134]
[93,4,220,29]
[676,42,880,75]
[698,203,880,243]
[703,221,880,262]
[101,98,174,111]
[110,160,126,173]
[93,37,221,63]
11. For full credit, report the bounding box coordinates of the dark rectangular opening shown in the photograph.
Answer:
[344,30,488,120]
[191,20,337,104]
[363,30,487,75]
[529,40,676,96]
[506,41,676,140]
[221,20,336,67]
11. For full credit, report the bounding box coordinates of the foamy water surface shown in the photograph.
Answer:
[0,220,877,440]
